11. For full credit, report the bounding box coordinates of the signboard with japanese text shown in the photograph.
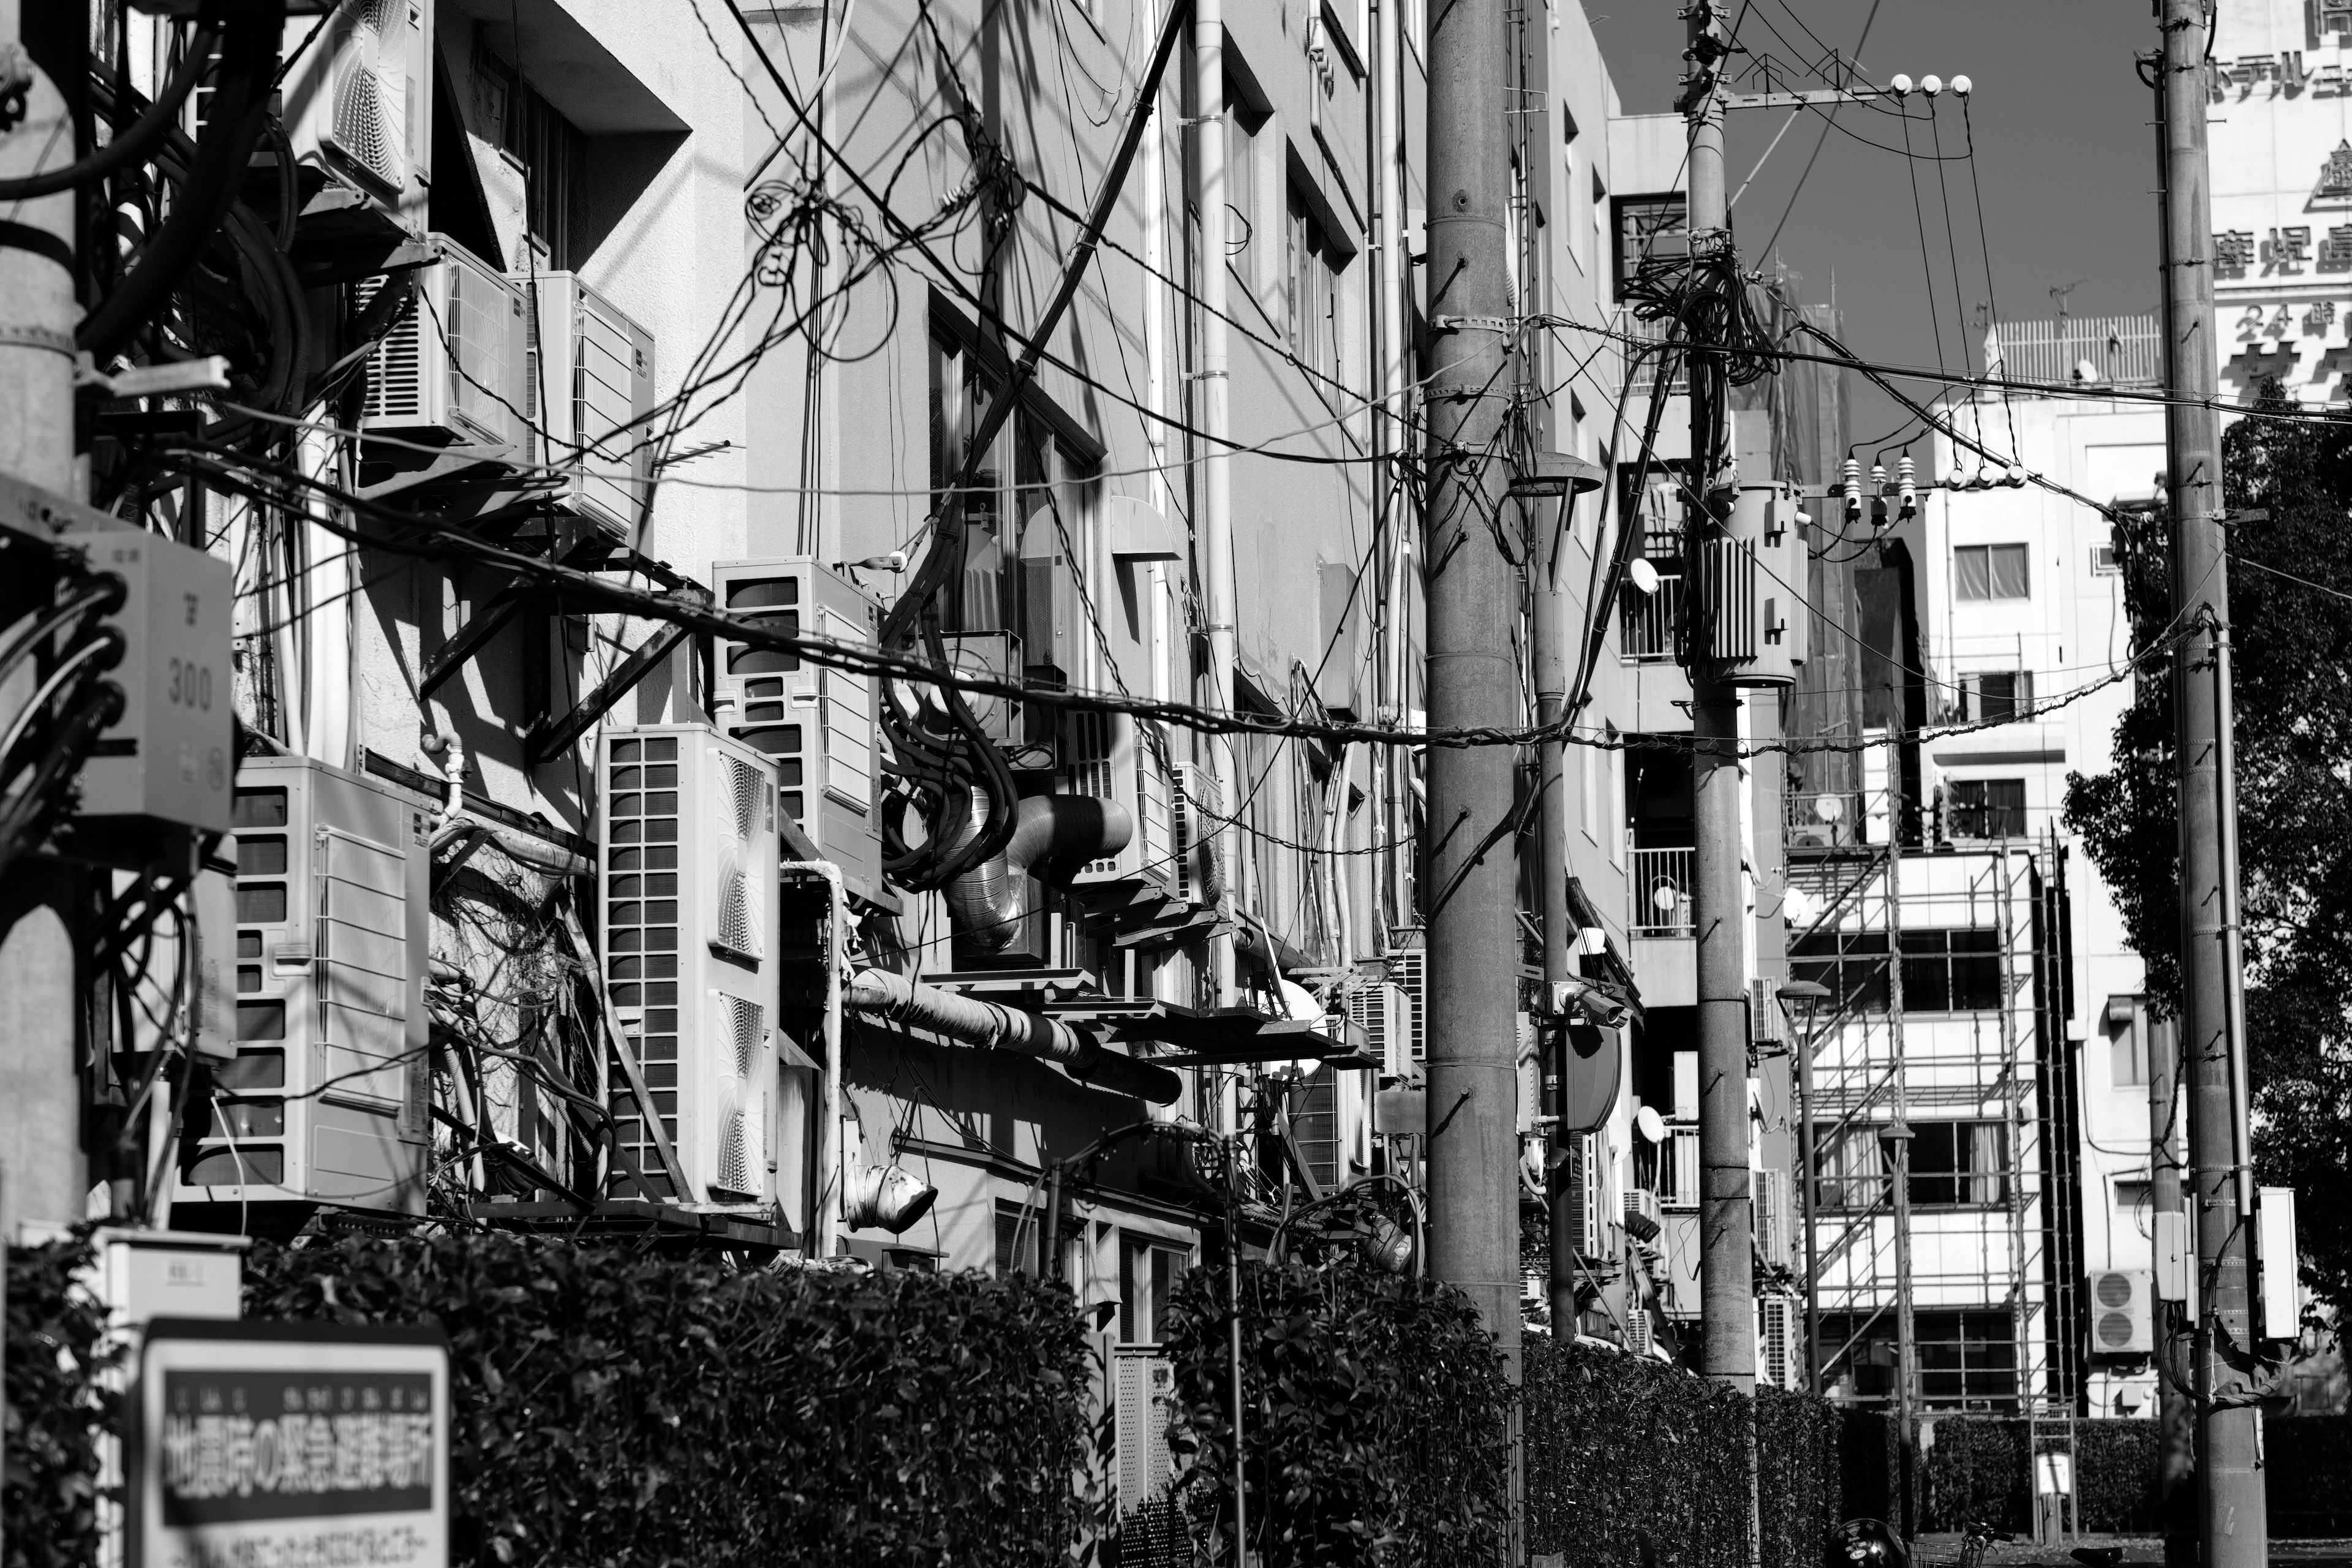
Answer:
[130,1319,448,1568]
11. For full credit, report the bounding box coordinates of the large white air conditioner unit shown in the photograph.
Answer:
[597,726,782,1205]
[172,756,432,1221]
[274,0,434,232]
[1066,712,1173,889]
[362,235,527,450]
[1169,761,1224,908]
[2087,1268,2155,1355]
[1114,1347,1178,1515]
[514,271,655,537]
[709,559,884,905]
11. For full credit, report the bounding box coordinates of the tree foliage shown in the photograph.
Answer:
[2,1233,117,1568]
[2065,377,2352,1320]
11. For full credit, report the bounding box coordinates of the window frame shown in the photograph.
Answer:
[1954,543,2032,601]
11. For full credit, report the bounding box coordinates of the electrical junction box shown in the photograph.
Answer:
[91,1227,246,1329]
[2258,1185,2300,1343]
[171,756,434,1227]
[63,522,235,835]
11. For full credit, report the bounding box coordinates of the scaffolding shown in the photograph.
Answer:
[1788,778,2082,1419]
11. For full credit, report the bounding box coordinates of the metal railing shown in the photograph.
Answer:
[1629,844,1695,935]
[1990,313,2162,388]
[1659,1123,1702,1210]
[1620,570,1683,662]
[1616,309,1691,396]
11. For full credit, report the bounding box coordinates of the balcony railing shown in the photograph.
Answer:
[1659,1123,1701,1210]
[1616,309,1691,396]
[1621,569,1683,662]
[1629,844,1694,935]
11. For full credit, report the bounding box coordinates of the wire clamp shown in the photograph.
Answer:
[74,353,230,397]
[1432,315,1513,334]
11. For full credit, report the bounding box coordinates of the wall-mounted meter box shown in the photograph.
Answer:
[62,523,235,835]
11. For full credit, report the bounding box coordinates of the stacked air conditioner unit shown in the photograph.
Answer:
[362,235,528,451]
[172,757,432,1223]
[274,0,434,234]
[2087,1268,2155,1355]
[709,559,884,906]
[1169,761,1224,909]
[1065,711,1173,890]
[1346,981,1412,1081]
[513,272,655,537]
[1759,1295,1800,1389]
[1113,1346,1179,1515]
[1754,1166,1790,1267]
[597,726,783,1205]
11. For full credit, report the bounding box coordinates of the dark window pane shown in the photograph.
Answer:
[1990,544,2030,598]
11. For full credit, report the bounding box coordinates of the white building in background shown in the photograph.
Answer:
[1923,355,2172,1416]
[2210,0,2352,402]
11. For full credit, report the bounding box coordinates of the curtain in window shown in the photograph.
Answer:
[1814,1121,1888,1211]
[1966,1122,2008,1205]
[1954,546,1992,601]
[1989,545,2030,599]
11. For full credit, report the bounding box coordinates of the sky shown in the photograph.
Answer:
[1580,0,2160,448]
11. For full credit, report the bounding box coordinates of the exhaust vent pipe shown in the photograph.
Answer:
[943,790,1133,955]
[845,967,1180,1104]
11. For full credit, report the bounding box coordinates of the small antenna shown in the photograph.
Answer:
[2049,277,2089,325]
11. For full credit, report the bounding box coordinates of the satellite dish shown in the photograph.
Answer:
[1784,886,1819,925]
[1635,1105,1668,1145]
[1627,559,1662,595]
[1651,882,1681,913]
[1815,795,1846,823]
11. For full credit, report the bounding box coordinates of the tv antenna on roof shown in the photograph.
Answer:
[2049,278,2089,325]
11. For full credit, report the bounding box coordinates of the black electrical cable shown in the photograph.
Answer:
[0,22,219,200]
[78,0,285,360]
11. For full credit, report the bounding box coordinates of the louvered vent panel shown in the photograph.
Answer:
[601,735,682,1197]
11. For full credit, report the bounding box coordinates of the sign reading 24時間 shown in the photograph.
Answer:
[132,1319,449,1568]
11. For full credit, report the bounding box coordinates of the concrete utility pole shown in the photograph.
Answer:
[1683,5,1758,1397]
[2154,6,2267,1565]
[1420,0,1521,1414]
[0,0,86,1240]
[1684,8,1759,1563]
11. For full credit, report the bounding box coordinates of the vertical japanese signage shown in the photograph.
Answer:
[130,1320,448,1568]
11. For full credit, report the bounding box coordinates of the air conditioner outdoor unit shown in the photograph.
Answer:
[361,235,527,451]
[2087,1268,2155,1355]
[274,0,434,233]
[1387,931,1426,1063]
[1760,1295,1798,1389]
[1624,1306,1655,1357]
[1114,1347,1179,1516]
[1623,1186,1662,1242]
[1755,1166,1789,1266]
[597,726,783,1205]
[172,756,432,1223]
[1346,981,1412,1080]
[710,559,884,905]
[1748,976,1785,1048]
[514,271,655,537]
[1169,761,1224,909]
[1065,712,1172,889]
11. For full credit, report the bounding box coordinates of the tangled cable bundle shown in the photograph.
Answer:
[1620,239,1779,388]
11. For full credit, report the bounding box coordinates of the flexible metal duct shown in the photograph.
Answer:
[942,790,1133,954]
[846,967,1180,1104]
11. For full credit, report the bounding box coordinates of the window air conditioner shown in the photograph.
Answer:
[709,559,884,905]
[172,756,432,1223]
[514,272,655,537]
[274,0,434,233]
[598,727,783,1205]
[362,235,527,451]
[2087,1268,2154,1355]
[1065,711,1173,889]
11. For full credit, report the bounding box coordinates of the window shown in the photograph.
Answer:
[1613,195,1686,299]
[473,44,584,267]
[995,1197,1040,1277]
[1284,187,1340,387]
[1953,543,2031,600]
[1900,927,2003,1011]
[1946,779,2027,841]
[1811,1118,1888,1211]
[1119,1240,1191,1343]
[1224,92,1267,295]
[2111,1016,2149,1087]
[1793,927,2001,1012]
[1958,671,2034,723]
[1907,1120,2011,1206]
[1819,1309,2018,1408]
[2092,543,2122,576]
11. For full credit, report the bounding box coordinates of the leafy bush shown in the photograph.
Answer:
[1161,1252,1513,1566]
[3,1234,116,1568]
[1525,1337,1892,1568]
[244,1232,1093,1567]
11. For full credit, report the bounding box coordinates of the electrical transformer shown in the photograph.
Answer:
[707,559,885,905]
[597,726,783,1205]
[172,756,432,1227]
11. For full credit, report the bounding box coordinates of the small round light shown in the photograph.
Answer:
[1922,74,1943,97]
[1889,73,1913,96]
[1951,75,1973,98]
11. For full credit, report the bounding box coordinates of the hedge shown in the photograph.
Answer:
[240,1232,1095,1567]
[4,1234,116,1568]
[1160,1252,1514,1567]
[1525,1337,1896,1568]
[1923,1414,2352,1536]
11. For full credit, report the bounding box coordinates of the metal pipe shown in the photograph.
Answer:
[844,967,1183,1104]
[2212,620,2255,1223]
[1191,0,1240,1028]
[1885,783,1918,1537]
